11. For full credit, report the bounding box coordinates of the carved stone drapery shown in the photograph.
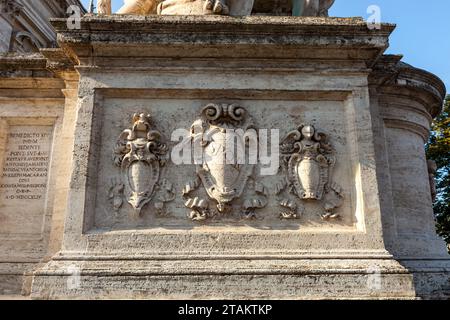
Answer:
[276,124,343,220]
[112,113,174,219]
[183,103,268,221]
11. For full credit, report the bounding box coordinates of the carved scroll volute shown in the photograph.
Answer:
[277,124,343,220]
[112,113,171,219]
[183,103,268,221]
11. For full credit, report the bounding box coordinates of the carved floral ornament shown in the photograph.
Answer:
[111,113,175,219]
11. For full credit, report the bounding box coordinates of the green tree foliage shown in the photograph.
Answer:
[426,95,450,245]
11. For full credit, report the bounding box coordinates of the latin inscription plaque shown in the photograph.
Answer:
[0,125,53,235]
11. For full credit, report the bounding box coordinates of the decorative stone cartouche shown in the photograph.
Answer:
[276,124,343,220]
[112,113,174,219]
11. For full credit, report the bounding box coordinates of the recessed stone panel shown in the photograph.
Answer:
[91,96,357,232]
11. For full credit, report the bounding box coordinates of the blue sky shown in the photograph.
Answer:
[80,0,450,90]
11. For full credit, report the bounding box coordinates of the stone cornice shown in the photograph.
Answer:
[372,55,446,119]
[396,63,446,102]
[40,48,78,81]
[49,15,395,68]
[0,53,65,97]
[0,53,48,71]
[40,48,76,72]
[0,51,76,81]
[52,15,395,32]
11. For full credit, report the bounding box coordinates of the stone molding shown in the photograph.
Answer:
[371,55,446,119]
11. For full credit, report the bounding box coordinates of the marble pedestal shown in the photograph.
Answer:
[6,15,448,299]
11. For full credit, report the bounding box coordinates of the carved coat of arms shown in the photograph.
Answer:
[110,113,174,219]
[183,103,268,221]
[276,124,343,220]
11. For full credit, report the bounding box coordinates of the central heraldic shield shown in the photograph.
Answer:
[183,103,268,221]
[199,126,253,204]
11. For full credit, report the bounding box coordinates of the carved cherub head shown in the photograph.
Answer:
[301,125,315,140]
[132,113,152,133]
[281,124,333,155]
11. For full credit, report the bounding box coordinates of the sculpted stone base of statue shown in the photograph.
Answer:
[117,0,160,15]
[117,0,255,16]
[116,0,334,16]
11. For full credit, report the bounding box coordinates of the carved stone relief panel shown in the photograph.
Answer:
[182,103,268,221]
[111,113,175,220]
[93,97,353,231]
[276,124,344,220]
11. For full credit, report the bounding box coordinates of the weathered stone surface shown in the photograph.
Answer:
[0,15,448,299]
[0,0,86,53]
[0,53,71,296]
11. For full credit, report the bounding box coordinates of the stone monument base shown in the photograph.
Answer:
[1,15,448,299]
